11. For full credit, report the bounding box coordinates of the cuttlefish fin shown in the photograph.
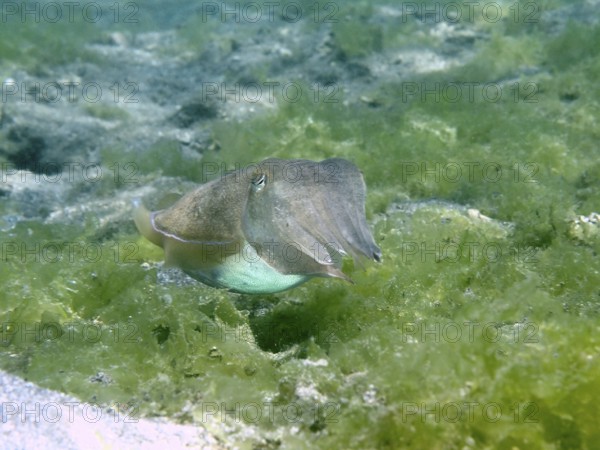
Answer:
[322,264,354,284]
[132,198,164,247]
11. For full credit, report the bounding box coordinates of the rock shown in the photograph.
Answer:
[168,99,218,128]
[567,212,600,243]
[0,369,220,449]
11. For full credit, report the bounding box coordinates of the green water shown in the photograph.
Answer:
[1,1,600,448]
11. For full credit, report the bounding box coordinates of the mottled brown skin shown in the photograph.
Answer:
[134,158,381,294]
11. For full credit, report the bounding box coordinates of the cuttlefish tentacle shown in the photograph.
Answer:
[133,158,381,294]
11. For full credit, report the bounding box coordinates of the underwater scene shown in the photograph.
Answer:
[1,0,599,448]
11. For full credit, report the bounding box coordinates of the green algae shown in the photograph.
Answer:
[84,103,130,122]
[100,139,204,185]
[1,2,600,449]
[0,6,101,71]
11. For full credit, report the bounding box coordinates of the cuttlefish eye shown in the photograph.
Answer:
[251,173,267,192]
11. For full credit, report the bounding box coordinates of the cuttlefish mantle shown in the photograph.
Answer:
[133,158,381,294]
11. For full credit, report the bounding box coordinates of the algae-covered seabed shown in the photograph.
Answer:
[1,0,600,448]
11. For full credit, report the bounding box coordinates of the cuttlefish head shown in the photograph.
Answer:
[133,158,381,294]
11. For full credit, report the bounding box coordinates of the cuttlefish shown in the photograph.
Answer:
[133,158,381,294]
